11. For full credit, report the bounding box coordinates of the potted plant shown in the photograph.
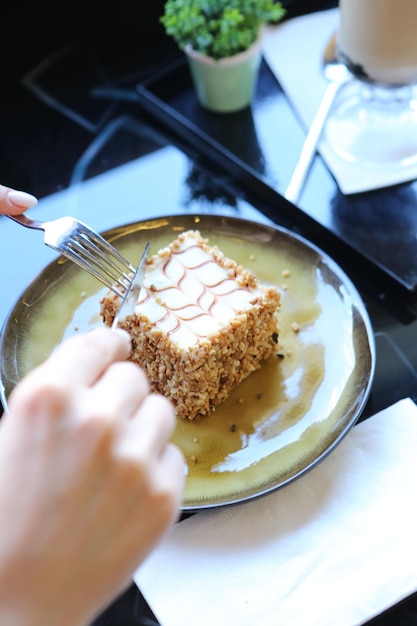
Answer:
[160,0,286,113]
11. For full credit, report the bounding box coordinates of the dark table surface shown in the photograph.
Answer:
[2,1,417,624]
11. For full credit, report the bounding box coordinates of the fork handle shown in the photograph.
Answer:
[284,79,346,205]
[7,214,45,231]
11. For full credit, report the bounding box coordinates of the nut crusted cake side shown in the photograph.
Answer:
[100,230,281,420]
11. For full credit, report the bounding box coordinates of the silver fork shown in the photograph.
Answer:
[8,214,135,298]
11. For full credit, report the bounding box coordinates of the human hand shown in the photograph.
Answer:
[0,327,185,626]
[0,183,38,215]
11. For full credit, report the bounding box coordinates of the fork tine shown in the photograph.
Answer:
[52,222,134,298]
[67,244,130,296]
[50,244,128,298]
[8,213,137,298]
[71,234,133,284]
[77,226,135,273]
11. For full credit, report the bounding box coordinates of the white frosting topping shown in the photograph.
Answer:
[135,232,266,349]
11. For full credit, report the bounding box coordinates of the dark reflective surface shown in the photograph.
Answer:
[127,57,417,301]
[2,1,417,624]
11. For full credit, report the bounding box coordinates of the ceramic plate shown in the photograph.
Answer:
[0,215,375,511]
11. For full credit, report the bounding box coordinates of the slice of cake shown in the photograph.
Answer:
[100,230,281,420]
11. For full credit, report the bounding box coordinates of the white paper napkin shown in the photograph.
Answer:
[261,9,417,195]
[134,398,417,626]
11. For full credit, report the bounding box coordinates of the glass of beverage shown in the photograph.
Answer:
[324,0,417,168]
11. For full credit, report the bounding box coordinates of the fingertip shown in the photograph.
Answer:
[7,189,38,211]
[89,325,132,355]
[112,327,132,346]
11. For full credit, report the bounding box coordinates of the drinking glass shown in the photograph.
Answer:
[324,0,417,168]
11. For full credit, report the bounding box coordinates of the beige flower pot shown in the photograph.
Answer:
[185,38,262,113]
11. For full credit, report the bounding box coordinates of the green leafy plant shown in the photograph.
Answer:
[160,0,286,60]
